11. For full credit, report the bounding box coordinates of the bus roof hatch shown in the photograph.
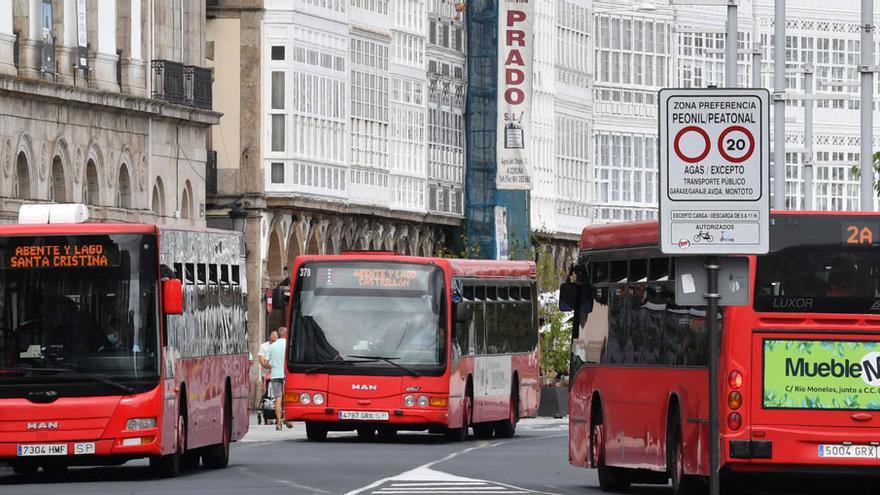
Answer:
[18,203,90,225]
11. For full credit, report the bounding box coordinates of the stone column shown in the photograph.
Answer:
[11,0,42,79]
[117,0,146,96]
[0,0,15,75]
[53,0,77,85]
[89,0,118,92]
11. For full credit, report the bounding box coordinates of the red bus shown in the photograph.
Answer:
[564,211,880,493]
[0,204,249,477]
[280,253,540,441]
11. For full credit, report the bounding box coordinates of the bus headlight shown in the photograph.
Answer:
[404,395,416,407]
[300,392,312,405]
[313,393,325,405]
[417,395,429,407]
[125,418,157,431]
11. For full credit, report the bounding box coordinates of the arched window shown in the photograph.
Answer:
[180,188,191,221]
[49,157,66,202]
[151,177,165,217]
[117,164,132,208]
[84,159,99,205]
[14,152,30,200]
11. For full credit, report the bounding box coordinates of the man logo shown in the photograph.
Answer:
[352,384,378,391]
[871,300,880,311]
[26,422,59,430]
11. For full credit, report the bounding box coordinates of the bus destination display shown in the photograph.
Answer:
[316,266,429,290]
[7,243,115,269]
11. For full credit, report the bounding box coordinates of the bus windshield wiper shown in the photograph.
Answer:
[0,366,75,375]
[348,355,420,377]
[303,358,377,374]
[65,373,136,395]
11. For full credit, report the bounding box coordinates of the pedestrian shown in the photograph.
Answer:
[258,330,278,370]
[261,327,290,431]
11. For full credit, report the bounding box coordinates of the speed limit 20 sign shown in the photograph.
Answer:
[659,88,770,255]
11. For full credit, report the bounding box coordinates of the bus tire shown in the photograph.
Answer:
[472,423,494,439]
[669,421,699,495]
[150,406,186,478]
[597,467,631,493]
[446,385,473,442]
[306,422,328,442]
[495,379,519,438]
[203,387,232,469]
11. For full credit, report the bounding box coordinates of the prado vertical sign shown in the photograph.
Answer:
[496,0,533,190]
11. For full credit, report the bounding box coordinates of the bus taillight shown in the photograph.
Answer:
[728,370,743,390]
[728,391,743,410]
[727,412,743,431]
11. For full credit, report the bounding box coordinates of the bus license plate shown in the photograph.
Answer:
[818,444,878,459]
[338,411,389,421]
[17,444,68,456]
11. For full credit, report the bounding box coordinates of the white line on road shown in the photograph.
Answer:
[344,430,567,495]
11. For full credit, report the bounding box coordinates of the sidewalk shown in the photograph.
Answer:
[240,411,305,443]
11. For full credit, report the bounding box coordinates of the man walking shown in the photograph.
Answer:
[261,327,289,430]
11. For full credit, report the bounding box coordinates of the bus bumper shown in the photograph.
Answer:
[724,425,880,473]
[285,405,449,429]
[0,434,162,463]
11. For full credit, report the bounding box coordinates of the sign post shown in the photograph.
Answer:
[659,88,770,495]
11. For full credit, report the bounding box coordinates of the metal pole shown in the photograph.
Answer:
[726,1,738,87]
[706,257,721,495]
[773,0,786,210]
[752,46,762,88]
[860,0,874,211]
[804,65,814,210]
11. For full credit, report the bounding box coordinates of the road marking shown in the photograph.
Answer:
[345,430,567,495]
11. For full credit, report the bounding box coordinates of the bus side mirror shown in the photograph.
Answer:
[559,282,593,314]
[272,285,288,313]
[163,278,184,315]
[455,303,467,323]
[559,282,578,312]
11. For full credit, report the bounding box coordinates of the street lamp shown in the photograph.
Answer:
[228,201,248,235]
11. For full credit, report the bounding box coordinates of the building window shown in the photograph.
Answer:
[271,114,285,152]
[14,152,30,200]
[84,159,99,205]
[117,164,132,208]
[271,162,285,184]
[271,71,285,110]
[271,46,285,61]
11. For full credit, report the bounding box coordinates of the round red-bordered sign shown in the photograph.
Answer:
[673,126,711,164]
[717,125,755,163]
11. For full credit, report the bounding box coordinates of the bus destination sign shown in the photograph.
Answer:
[659,88,770,255]
[317,266,429,290]
[8,243,114,269]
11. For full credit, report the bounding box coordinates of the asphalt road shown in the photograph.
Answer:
[0,417,846,495]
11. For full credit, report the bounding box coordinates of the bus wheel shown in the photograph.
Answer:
[150,409,186,478]
[670,423,698,495]
[357,427,376,441]
[496,386,519,438]
[445,394,472,442]
[472,423,494,439]
[593,424,630,492]
[306,422,328,442]
[203,391,232,469]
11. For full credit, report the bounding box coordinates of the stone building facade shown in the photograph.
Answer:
[0,0,218,227]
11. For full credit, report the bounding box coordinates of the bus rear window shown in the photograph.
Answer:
[754,247,880,313]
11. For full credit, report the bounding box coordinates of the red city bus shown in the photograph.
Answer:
[0,204,248,477]
[281,253,540,441]
[564,211,880,493]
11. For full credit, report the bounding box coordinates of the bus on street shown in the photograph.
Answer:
[0,204,249,477]
[281,253,540,441]
[563,211,880,493]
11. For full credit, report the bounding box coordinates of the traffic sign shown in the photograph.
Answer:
[659,88,770,255]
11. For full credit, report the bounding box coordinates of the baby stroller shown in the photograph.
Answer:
[257,375,278,425]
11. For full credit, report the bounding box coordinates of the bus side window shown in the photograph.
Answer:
[197,264,207,285]
[185,263,195,285]
[231,265,240,285]
[209,264,218,285]
[173,263,183,280]
[221,265,230,285]
[605,286,627,364]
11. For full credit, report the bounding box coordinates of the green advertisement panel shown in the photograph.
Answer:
[763,339,880,410]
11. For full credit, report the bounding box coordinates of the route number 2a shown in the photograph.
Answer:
[846,225,874,245]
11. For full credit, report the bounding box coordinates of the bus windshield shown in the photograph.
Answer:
[289,261,446,372]
[755,215,880,313]
[0,234,160,396]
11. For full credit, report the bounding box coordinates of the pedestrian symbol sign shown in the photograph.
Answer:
[659,88,770,255]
